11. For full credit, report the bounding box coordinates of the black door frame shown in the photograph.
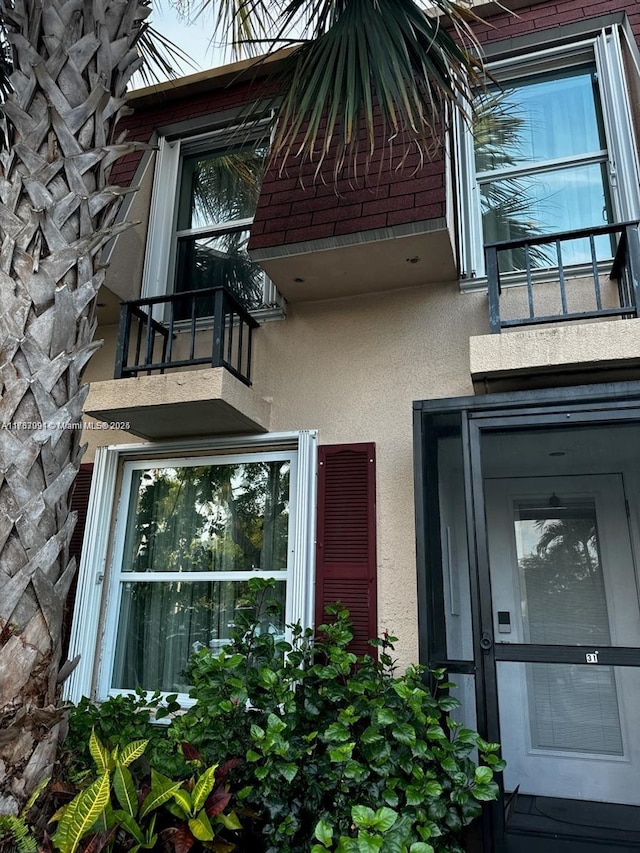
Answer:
[413,380,640,853]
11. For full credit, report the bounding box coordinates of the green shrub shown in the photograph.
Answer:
[0,778,48,853]
[0,816,37,853]
[64,690,183,781]
[50,732,240,853]
[165,579,503,853]
[62,579,503,853]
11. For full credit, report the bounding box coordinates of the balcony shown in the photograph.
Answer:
[470,222,640,393]
[85,287,270,439]
[114,285,258,383]
[485,222,640,333]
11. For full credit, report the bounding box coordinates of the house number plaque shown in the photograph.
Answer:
[585,651,599,663]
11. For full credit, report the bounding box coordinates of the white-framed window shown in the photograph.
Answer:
[457,26,640,280]
[143,120,282,314]
[65,431,317,704]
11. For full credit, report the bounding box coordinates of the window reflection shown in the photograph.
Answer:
[178,146,267,230]
[514,500,610,645]
[122,462,290,574]
[474,65,612,271]
[174,143,268,309]
[175,230,264,311]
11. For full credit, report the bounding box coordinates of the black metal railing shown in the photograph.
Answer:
[485,221,640,333]
[114,286,260,385]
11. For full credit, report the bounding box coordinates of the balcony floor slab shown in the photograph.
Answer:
[252,219,457,302]
[85,367,270,439]
[470,318,640,394]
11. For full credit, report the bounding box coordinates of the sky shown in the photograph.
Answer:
[136,1,231,87]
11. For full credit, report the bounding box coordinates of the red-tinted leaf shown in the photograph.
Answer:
[205,790,231,818]
[48,781,78,798]
[167,825,195,853]
[215,758,242,782]
[40,830,55,853]
[138,777,151,804]
[82,827,117,853]
[181,743,202,763]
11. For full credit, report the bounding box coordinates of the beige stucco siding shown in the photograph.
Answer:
[81,277,488,670]
[104,151,155,303]
[252,285,486,662]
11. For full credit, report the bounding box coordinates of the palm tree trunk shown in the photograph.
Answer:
[0,0,144,814]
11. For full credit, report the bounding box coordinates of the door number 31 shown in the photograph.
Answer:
[585,651,599,663]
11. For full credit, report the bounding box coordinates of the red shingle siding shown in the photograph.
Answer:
[250,144,447,251]
[110,0,640,249]
[474,0,640,43]
[110,79,272,186]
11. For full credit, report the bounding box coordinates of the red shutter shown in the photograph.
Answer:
[69,464,94,565]
[315,444,377,658]
[62,463,94,657]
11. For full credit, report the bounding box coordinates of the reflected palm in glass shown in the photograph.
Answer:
[176,146,268,312]
[189,150,266,228]
[176,231,264,313]
[514,503,622,755]
[125,462,290,574]
[516,506,607,644]
[474,92,553,270]
[474,67,612,273]
[112,462,290,691]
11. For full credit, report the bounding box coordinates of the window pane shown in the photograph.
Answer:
[438,431,474,661]
[175,229,265,310]
[526,662,622,755]
[471,60,614,272]
[177,145,267,230]
[111,579,286,692]
[122,461,290,573]
[480,162,612,268]
[513,500,611,646]
[475,66,605,172]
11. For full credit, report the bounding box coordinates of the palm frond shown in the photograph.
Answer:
[133,3,199,86]
[136,25,199,85]
[181,0,485,178]
[267,0,484,177]
[183,0,280,59]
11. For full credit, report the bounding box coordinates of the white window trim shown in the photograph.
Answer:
[64,430,317,704]
[142,122,284,316]
[143,135,181,303]
[457,27,640,285]
[595,26,640,222]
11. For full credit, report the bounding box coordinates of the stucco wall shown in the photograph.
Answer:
[81,0,640,671]
[251,284,487,660]
[81,277,488,669]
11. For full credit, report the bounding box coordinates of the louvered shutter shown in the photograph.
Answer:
[315,444,377,658]
[62,463,94,657]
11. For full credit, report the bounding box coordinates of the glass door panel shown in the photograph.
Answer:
[484,473,640,808]
[437,432,474,661]
[512,499,611,646]
[485,475,640,650]
[496,661,640,808]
